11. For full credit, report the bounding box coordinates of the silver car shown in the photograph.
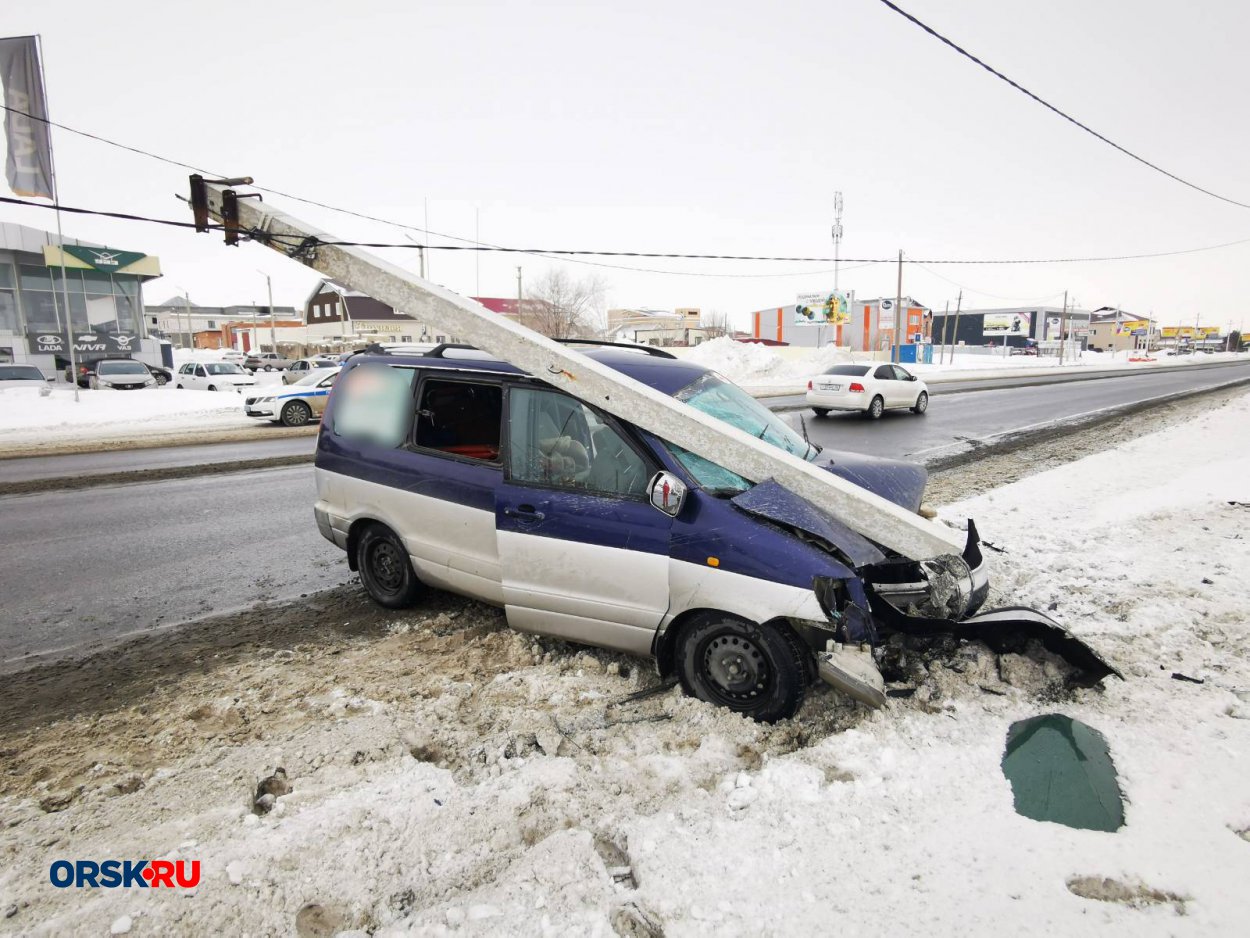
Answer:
[0,363,52,388]
[89,360,157,390]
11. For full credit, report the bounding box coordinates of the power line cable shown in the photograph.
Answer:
[4,194,1250,267]
[874,0,1250,211]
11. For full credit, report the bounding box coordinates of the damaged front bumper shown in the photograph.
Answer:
[810,520,1120,709]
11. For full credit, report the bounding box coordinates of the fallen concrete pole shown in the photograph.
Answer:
[190,179,964,560]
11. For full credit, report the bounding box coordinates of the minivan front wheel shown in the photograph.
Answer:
[356,524,421,609]
[676,615,807,723]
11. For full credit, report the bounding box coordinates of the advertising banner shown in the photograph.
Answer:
[1114,319,1148,336]
[794,291,850,326]
[0,36,53,199]
[983,312,1032,337]
[878,298,895,330]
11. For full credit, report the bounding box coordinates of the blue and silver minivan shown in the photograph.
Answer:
[313,343,1111,721]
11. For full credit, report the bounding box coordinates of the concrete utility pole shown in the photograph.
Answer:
[249,302,258,354]
[260,270,277,353]
[939,300,949,364]
[950,291,963,364]
[182,290,193,349]
[516,266,523,321]
[832,191,844,294]
[1058,291,1069,366]
[893,250,903,363]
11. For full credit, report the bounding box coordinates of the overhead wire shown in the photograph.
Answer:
[4,194,1250,269]
[875,0,1250,210]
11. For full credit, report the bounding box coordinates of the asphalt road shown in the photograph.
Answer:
[0,466,351,671]
[782,359,1250,462]
[3,358,1249,669]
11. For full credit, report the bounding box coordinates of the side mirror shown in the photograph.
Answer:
[648,471,687,518]
[908,374,917,381]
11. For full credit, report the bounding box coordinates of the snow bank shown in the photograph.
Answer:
[0,385,253,447]
[682,337,855,387]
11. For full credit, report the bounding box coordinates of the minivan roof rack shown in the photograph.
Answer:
[424,340,679,361]
[553,339,678,359]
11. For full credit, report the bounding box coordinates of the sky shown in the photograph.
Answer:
[2,0,1249,330]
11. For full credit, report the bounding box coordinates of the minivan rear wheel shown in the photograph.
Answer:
[356,524,422,609]
[676,615,807,723]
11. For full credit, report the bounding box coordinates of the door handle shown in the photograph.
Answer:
[504,504,545,522]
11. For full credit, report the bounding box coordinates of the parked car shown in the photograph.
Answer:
[175,361,258,392]
[148,365,174,386]
[221,350,248,363]
[244,352,294,372]
[246,366,341,426]
[0,363,52,388]
[312,346,988,722]
[1009,345,1038,356]
[806,364,929,419]
[282,357,342,385]
[88,359,158,390]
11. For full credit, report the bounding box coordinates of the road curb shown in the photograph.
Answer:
[0,453,314,497]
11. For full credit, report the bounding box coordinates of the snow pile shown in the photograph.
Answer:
[4,396,1250,934]
[683,337,854,388]
[0,385,253,448]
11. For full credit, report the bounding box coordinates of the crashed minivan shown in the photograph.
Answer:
[313,343,1114,722]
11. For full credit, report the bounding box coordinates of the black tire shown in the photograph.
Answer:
[911,391,928,415]
[865,395,884,419]
[356,524,421,609]
[676,615,808,723]
[263,364,273,372]
[281,400,312,427]
[176,384,183,389]
[153,372,168,386]
[813,407,830,418]
[207,384,217,392]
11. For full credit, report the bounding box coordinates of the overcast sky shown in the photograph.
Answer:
[3,0,1248,329]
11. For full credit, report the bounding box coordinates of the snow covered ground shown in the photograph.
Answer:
[0,372,288,450]
[2,394,1248,934]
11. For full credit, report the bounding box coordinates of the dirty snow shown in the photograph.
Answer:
[2,396,1250,935]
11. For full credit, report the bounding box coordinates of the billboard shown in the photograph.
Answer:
[795,291,850,327]
[1114,319,1149,336]
[983,312,1032,337]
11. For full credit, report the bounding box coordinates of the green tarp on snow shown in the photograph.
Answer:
[1002,714,1124,832]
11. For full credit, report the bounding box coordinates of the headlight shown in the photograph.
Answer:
[144,378,156,387]
[919,554,975,620]
[256,396,275,403]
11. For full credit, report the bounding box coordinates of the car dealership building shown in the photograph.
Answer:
[0,222,163,374]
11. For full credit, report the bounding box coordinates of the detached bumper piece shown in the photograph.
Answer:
[816,642,887,709]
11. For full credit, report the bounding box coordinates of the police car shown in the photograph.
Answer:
[245,366,340,426]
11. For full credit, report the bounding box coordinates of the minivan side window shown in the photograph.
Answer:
[508,387,648,496]
[414,379,502,462]
[331,364,416,448]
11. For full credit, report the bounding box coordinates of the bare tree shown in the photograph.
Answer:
[702,309,732,339]
[521,269,608,339]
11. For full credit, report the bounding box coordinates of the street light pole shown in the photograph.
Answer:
[259,270,277,353]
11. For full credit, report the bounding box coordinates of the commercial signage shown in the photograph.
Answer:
[794,291,850,326]
[1114,319,1149,336]
[32,331,140,355]
[878,298,895,329]
[983,312,1032,337]
[61,245,148,273]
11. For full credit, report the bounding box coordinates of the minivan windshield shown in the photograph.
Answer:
[97,361,148,375]
[671,371,815,492]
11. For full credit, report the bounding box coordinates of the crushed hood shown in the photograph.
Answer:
[815,449,928,514]
[731,479,886,568]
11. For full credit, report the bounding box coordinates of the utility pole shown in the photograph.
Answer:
[475,205,481,297]
[424,198,432,282]
[831,191,844,294]
[950,291,963,363]
[260,270,277,353]
[182,290,193,350]
[249,302,258,354]
[893,250,903,363]
[516,266,523,323]
[939,300,949,364]
[1058,291,1069,366]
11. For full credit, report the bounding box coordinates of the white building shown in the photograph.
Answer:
[607,307,707,346]
[302,279,457,352]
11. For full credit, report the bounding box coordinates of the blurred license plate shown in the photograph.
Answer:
[820,383,841,391]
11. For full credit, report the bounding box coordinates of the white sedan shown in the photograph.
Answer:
[806,363,929,419]
[174,361,258,392]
